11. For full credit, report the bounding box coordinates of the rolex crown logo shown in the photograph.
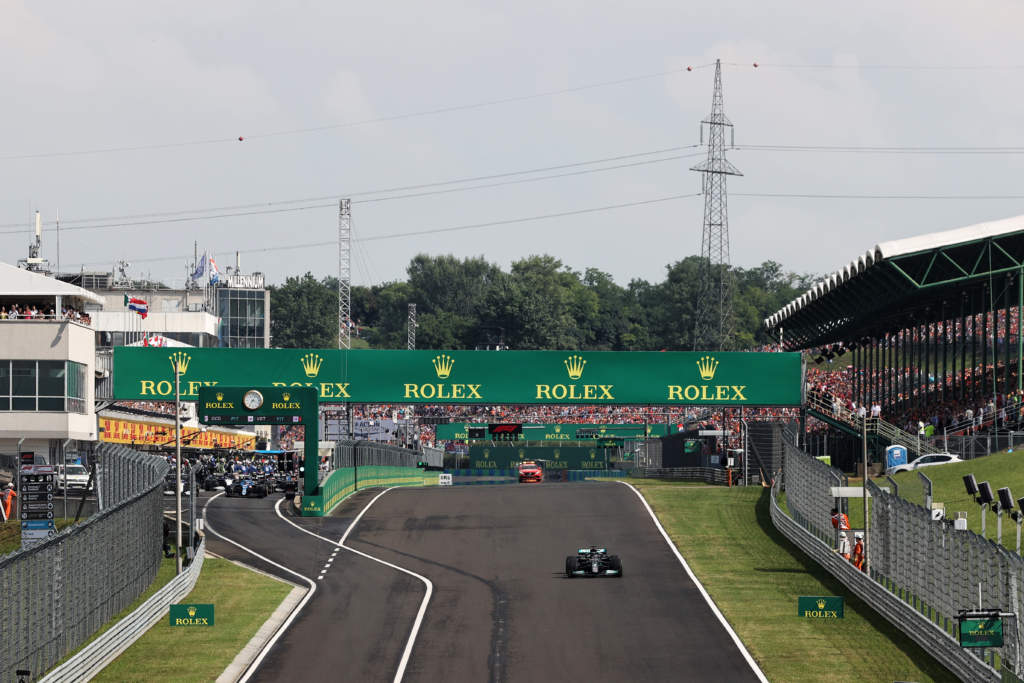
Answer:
[816,599,826,610]
[187,605,197,617]
[564,354,587,380]
[216,392,224,402]
[432,354,454,379]
[169,351,191,375]
[301,353,324,378]
[282,391,291,401]
[696,355,719,381]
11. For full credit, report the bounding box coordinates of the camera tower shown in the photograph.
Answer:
[691,59,742,351]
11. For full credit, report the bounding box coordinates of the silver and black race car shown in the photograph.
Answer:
[565,546,623,578]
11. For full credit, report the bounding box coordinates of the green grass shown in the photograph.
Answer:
[0,518,82,554]
[891,448,1024,544]
[52,557,178,668]
[93,558,292,682]
[631,480,956,683]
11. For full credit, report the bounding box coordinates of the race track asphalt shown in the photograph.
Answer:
[204,482,764,683]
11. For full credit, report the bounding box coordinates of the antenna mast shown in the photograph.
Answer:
[338,198,352,350]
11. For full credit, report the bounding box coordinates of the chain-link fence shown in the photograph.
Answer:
[329,440,423,470]
[0,443,168,682]
[780,433,1024,680]
[781,431,846,545]
[869,478,1023,674]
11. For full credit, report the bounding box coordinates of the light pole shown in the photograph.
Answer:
[174,362,183,575]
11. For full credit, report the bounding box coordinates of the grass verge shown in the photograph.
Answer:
[630,480,957,683]
[93,558,292,682]
[890,448,1024,545]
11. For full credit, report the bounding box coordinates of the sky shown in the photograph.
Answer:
[3,0,1024,291]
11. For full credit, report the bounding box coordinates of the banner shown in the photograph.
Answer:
[113,348,804,406]
[99,416,256,450]
[467,445,611,470]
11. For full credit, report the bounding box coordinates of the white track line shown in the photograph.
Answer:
[274,488,433,683]
[616,481,769,683]
[201,492,317,683]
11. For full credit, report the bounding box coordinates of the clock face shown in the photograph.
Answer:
[243,390,263,411]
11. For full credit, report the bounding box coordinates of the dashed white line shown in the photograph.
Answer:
[201,492,318,683]
[274,488,433,683]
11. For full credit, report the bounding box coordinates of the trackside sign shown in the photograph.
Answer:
[797,596,844,619]
[113,349,804,406]
[170,603,215,627]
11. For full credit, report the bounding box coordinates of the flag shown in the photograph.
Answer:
[191,251,207,282]
[209,255,220,284]
[123,294,148,319]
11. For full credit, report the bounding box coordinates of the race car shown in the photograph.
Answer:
[518,461,543,483]
[204,473,231,491]
[565,547,623,578]
[226,476,268,498]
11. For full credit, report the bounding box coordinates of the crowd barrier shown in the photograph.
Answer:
[0,444,168,682]
[775,429,1012,682]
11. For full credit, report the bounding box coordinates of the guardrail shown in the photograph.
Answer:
[636,467,730,485]
[770,477,998,682]
[41,538,206,682]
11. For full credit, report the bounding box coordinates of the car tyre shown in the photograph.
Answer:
[565,555,579,578]
[608,555,623,577]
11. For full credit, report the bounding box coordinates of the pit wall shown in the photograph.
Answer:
[301,465,437,517]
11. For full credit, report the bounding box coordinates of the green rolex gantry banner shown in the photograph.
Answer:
[113,348,804,406]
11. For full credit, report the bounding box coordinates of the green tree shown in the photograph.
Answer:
[269,273,338,348]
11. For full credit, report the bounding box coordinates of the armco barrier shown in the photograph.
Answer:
[771,477,998,682]
[41,539,206,683]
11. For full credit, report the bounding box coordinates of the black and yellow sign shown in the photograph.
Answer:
[797,596,844,619]
[114,348,804,406]
[169,603,215,627]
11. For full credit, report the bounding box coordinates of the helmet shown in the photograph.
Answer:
[854,532,864,539]
[838,531,847,539]
[5,482,13,489]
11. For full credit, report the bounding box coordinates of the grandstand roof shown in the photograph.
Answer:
[764,214,1024,349]
[0,261,105,305]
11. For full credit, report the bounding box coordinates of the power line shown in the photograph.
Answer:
[734,192,1024,199]
[734,144,1024,154]
[0,65,714,161]
[58,193,702,268]
[0,145,704,232]
[725,61,1024,71]
[0,148,703,235]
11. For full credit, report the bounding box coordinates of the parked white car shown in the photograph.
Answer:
[56,464,92,492]
[887,453,963,475]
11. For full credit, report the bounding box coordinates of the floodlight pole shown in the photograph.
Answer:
[997,507,1004,546]
[175,363,183,575]
[862,414,869,572]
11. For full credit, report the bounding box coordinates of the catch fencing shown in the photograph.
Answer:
[328,440,424,471]
[0,443,168,682]
[634,467,731,485]
[777,432,1017,681]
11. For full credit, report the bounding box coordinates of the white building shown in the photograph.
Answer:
[0,262,103,468]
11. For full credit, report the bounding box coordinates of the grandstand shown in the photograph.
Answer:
[766,214,1024,470]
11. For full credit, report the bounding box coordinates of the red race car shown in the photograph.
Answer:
[518,461,543,483]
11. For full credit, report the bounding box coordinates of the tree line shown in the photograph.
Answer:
[269,253,815,351]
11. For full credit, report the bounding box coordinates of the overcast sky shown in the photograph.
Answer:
[3,1,1024,290]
